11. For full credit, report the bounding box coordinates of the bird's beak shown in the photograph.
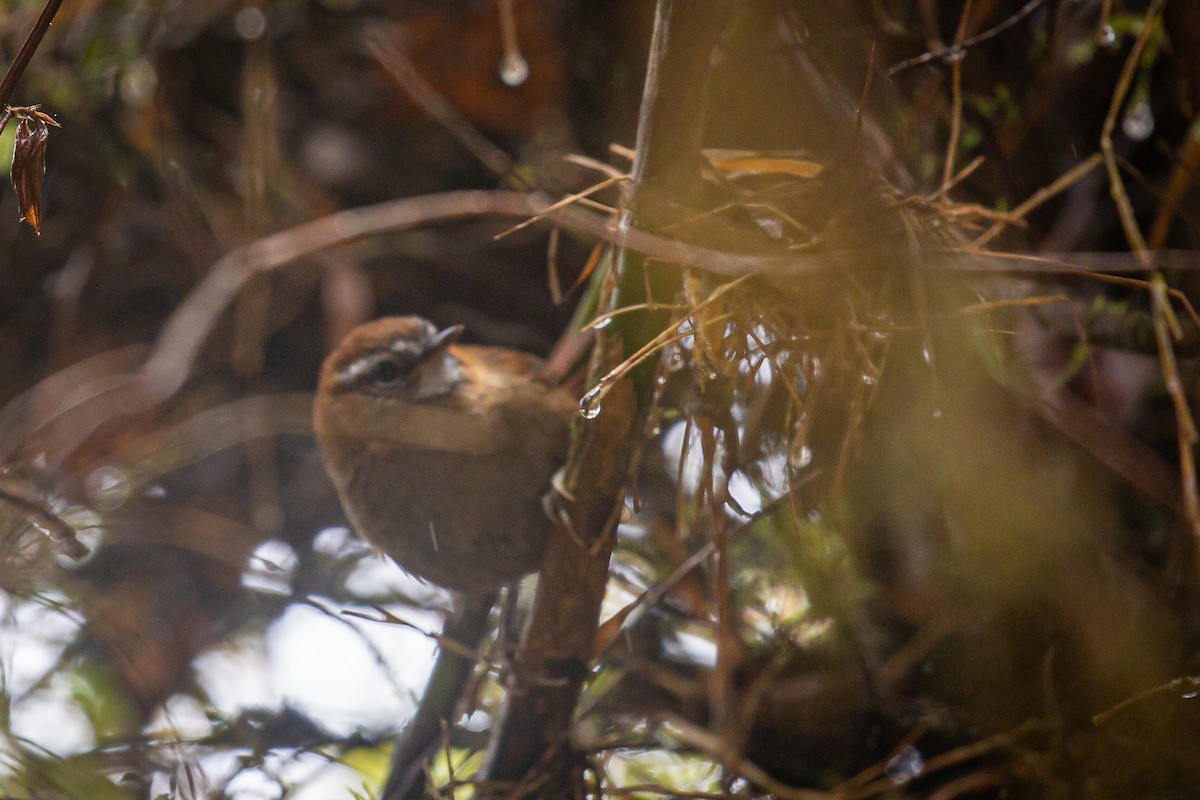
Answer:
[411,324,466,401]
[423,324,464,361]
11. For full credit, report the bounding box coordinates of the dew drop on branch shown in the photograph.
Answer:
[1122,101,1154,142]
[579,386,603,419]
[884,745,924,786]
[500,53,529,87]
[86,465,132,511]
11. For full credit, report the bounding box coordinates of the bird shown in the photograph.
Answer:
[312,315,577,800]
[312,315,577,593]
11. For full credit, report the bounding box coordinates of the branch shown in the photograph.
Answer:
[0,0,65,108]
[481,0,735,792]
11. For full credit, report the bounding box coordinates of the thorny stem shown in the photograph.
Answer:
[0,0,64,109]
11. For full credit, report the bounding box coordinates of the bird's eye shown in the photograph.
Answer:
[369,359,403,387]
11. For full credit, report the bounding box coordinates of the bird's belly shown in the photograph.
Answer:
[341,448,553,591]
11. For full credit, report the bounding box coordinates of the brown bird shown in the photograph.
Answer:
[312,316,576,800]
[313,315,576,593]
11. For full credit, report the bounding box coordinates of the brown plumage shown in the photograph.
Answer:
[313,316,576,593]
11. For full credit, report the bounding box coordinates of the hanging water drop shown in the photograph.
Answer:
[86,465,132,511]
[499,53,530,87]
[788,445,813,470]
[579,386,603,419]
[1098,23,1117,46]
[1122,101,1154,142]
[496,0,529,87]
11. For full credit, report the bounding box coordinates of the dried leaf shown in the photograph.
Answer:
[7,105,59,234]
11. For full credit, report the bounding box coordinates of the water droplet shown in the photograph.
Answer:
[921,345,933,366]
[663,343,686,372]
[234,5,268,40]
[499,53,529,87]
[755,215,784,239]
[1182,690,1198,699]
[119,58,158,105]
[944,44,965,63]
[931,408,944,419]
[591,316,612,330]
[788,445,813,470]
[1122,101,1154,142]
[1098,23,1117,46]
[140,484,168,500]
[884,745,924,786]
[86,465,132,512]
[861,372,876,386]
[579,386,603,419]
[794,372,808,396]
[1174,677,1200,698]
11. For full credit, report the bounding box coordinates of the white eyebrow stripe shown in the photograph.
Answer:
[389,340,424,356]
[335,351,397,385]
[334,340,426,386]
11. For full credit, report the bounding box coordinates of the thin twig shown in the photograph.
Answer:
[494,176,626,240]
[660,713,830,800]
[0,0,65,108]
[365,26,513,179]
[1099,0,1165,263]
[973,153,1105,247]
[1150,276,1200,565]
[1092,675,1200,726]
[11,186,1200,475]
[564,152,629,181]
[940,0,973,193]
[1148,116,1200,248]
[579,278,748,414]
[889,0,1048,75]
[929,154,985,202]
[836,721,1049,800]
[1098,0,1115,42]
[0,481,83,557]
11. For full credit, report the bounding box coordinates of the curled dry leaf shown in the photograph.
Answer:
[0,105,60,234]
